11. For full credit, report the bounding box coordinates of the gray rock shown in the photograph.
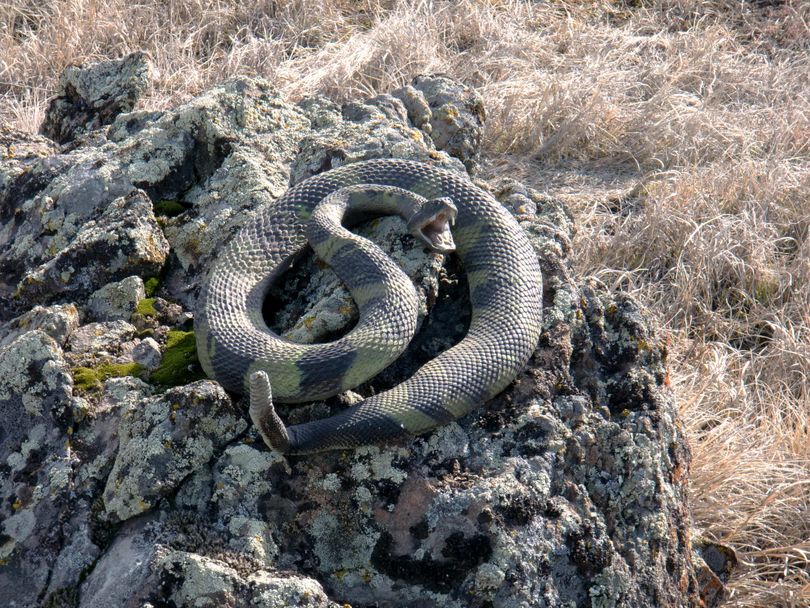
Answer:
[72,377,153,489]
[0,330,75,606]
[393,74,486,171]
[0,127,59,267]
[247,570,340,607]
[132,337,162,370]
[67,320,138,357]
[158,550,340,608]
[4,80,298,310]
[78,515,164,608]
[87,275,146,322]
[102,381,247,521]
[44,512,101,599]
[41,51,150,144]
[15,190,169,303]
[0,303,79,348]
[342,93,411,126]
[291,83,466,187]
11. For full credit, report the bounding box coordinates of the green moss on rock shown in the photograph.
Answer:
[150,330,205,386]
[72,362,146,393]
[153,199,187,217]
[134,297,157,318]
[143,277,160,297]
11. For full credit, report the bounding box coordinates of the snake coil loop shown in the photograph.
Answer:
[196,159,543,454]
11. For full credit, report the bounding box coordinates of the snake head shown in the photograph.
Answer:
[407,197,458,254]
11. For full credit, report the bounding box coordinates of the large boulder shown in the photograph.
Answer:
[41,51,151,145]
[0,54,731,607]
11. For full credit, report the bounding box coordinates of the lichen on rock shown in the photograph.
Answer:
[41,51,150,145]
[0,303,79,348]
[86,275,146,322]
[158,550,340,608]
[15,189,169,303]
[0,330,78,602]
[102,380,247,521]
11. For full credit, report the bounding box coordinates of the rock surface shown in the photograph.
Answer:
[0,54,730,607]
[41,51,150,145]
[86,275,146,322]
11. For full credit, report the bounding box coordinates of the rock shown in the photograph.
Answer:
[65,321,152,395]
[0,330,73,425]
[0,303,79,348]
[15,190,169,303]
[0,127,59,276]
[130,296,186,329]
[43,511,101,600]
[77,515,163,608]
[102,381,247,521]
[0,330,75,605]
[269,214,445,344]
[87,276,146,322]
[247,570,340,608]
[158,551,340,608]
[41,51,150,145]
[392,74,485,171]
[72,377,153,489]
[292,87,465,188]
[67,320,138,357]
[0,60,723,607]
[132,337,162,370]
[692,539,738,608]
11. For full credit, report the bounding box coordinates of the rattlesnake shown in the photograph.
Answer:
[195,159,543,454]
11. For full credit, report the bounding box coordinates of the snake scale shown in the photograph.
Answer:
[195,158,543,454]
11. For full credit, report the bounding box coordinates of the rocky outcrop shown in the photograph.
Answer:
[41,51,151,145]
[0,54,732,607]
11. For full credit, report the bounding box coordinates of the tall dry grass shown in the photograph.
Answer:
[2,0,809,605]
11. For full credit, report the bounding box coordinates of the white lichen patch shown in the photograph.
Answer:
[474,562,506,591]
[159,551,237,607]
[425,490,474,530]
[351,445,409,484]
[247,570,337,608]
[320,473,341,492]
[87,275,145,321]
[0,330,70,417]
[0,510,36,558]
[71,377,149,489]
[589,568,632,608]
[68,320,137,355]
[103,382,246,521]
[5,422,47,471]
[420,421,469,462]
[47,459,73,493]
[226,516,279,566]
[0,303,79,349]
[210,443,283,517]
[309,511,379,572]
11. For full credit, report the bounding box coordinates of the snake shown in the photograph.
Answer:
[195,158,543,454]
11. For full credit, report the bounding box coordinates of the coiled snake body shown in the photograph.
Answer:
[195,159,543,454]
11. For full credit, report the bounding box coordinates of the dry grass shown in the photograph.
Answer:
[2,0,809,605]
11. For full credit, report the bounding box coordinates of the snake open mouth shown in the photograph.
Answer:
[411,198,458,254]
[417,212,456,253]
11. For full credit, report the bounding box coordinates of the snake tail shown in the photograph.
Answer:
[249,371,290,453]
